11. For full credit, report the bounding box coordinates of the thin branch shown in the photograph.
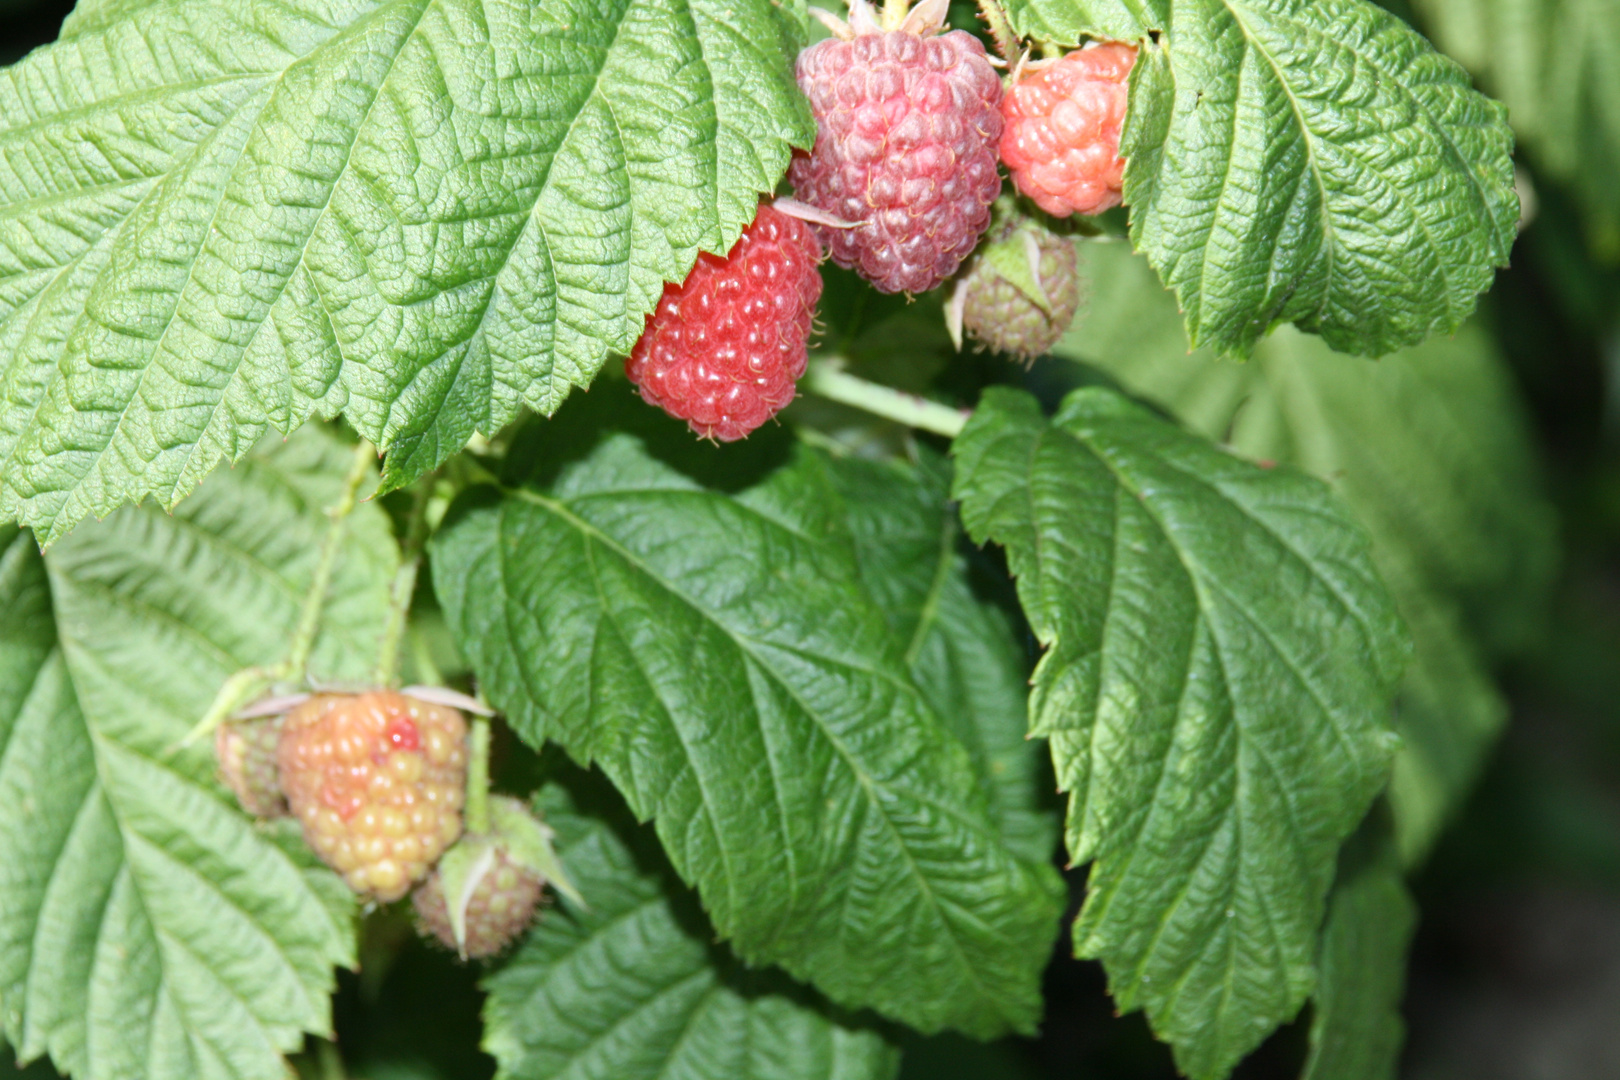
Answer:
[802,359,969,439]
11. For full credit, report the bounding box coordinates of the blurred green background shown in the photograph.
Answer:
[5,0,1620,1076]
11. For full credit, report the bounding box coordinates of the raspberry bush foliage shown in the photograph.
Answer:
[0,0,1558,1076]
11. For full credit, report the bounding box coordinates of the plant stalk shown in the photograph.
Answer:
[286,438,375,679]
[374,480,434,687]
[466,716,492,835]
[802,360,969,439]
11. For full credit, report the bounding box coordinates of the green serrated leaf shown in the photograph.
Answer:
[952,386,1407,1080]
[0,0,813,543]
[1300,808,1415,1080]
[0,427,396,1080]
[824,450,1061,867]
[432,432,1063,1038]
[1413,0,1620,260]
[484,772,899,1080]
[1008,0,1518,358]
[1059,241,1556,861]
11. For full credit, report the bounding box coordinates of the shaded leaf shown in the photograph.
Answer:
[1300,808,1416,1080]
[483,771,899,1080]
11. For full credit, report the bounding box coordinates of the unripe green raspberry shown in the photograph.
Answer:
[215,715,287,817]
[950,214,1081,360]
[412,795,580,959]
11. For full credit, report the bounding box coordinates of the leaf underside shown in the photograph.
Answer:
[1008,0,1518,359]
[0,0,811,543]
[952,386,1405,1079]
[432,428,1063,1039]
[0,427,396,1080]
[483,773,900,1080]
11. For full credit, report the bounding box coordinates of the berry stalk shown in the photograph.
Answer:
[287,438,376,677]
[375,479,434,687]
[802,360,969,438]
[466,715,493,836]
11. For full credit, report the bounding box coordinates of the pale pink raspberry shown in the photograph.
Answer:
[1000,43,1137,217]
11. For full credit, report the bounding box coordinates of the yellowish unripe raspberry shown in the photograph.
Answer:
[277,689,468,902]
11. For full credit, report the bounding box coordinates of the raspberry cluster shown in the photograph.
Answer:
[625,203,823,441]
[276,690,468,902]
[1000,43,1138,217]
[789,12,1003,293]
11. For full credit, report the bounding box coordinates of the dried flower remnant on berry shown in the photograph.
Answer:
[278,689,468,901]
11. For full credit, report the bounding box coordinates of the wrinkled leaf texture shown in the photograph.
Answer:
[1060,241,1555,863]
[483,772,900,1080]
[0,427,396,1080]
[952,386,1406,1079]
[0,0,812,544]
[1008,0,1518,359]
[431,427,1064,1039]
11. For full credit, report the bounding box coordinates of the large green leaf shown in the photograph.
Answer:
[1412,0,1620,259]
[484,772,899,1080]
[1299,810,1415,1080]
[952,386,1406,1079]
[1007,0,1517,359]
[0,0,811,543]
[1060,240,1555,860]
[431,432,1063,1039]
[825,450,1059,867]
[0,428,395,1080]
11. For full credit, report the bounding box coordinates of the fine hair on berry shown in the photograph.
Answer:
[789,0,1004,294]
[625,202,823,441]
[1001,42,1138,217]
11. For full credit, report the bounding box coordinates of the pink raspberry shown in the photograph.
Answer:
[788,0,1003,294]
[1000,43,1138,217]
[625,202,823,442]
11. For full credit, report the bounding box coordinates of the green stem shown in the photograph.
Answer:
[466,716,492,835]
[802,360,969,439]
[286,438,375,679]
[374,481,433,686]
[975,0,1020,62]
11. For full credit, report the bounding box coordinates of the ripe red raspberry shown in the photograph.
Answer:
[952,217,1081,360]
[625,202,822,441]
[1000,43,1138,217]
[215,715,287,817]
[278,689,467,902]
[788,0,1003,293]
[412,799,547,960]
